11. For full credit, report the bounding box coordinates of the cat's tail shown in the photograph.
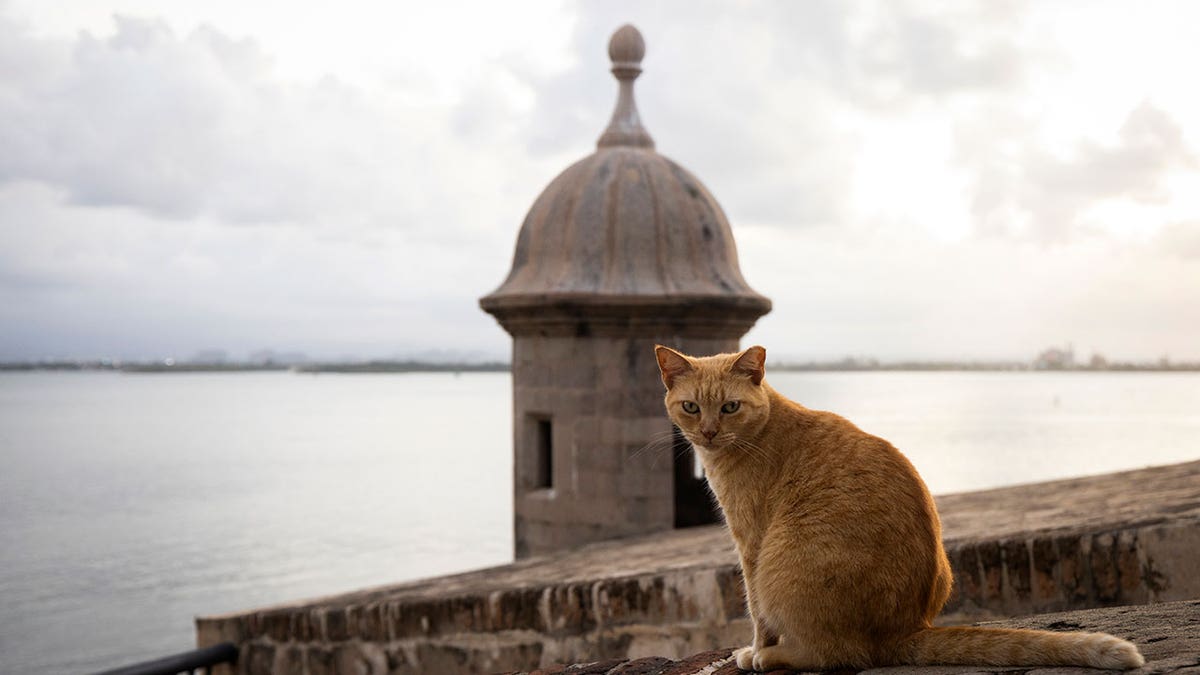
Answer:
[894,626,1144,670]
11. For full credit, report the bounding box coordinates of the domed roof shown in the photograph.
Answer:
[481,25,770,330]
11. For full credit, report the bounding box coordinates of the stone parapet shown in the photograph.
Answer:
[197,461,1200,674]
[499,600,1200,675]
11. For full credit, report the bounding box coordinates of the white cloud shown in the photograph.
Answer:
[956,102,1197,241]
[0,12,573,236]
[1157,221,1200,260]
[0,181,513,361]
[740,226,1200,363]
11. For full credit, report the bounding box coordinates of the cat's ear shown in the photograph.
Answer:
[732,345,766,385]
[655,345,693,390]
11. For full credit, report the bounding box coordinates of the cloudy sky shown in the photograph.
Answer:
[1,0,1198,363]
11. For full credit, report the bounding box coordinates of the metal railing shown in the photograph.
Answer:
[91,642,238,675]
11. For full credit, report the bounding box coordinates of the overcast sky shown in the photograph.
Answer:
[1,0,1198,363]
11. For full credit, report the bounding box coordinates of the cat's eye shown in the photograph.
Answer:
[681,401,700,414]
[721,401,741,414]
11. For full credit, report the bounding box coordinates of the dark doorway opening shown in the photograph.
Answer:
[672,426,720,527]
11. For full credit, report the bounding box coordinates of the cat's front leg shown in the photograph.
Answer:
[734,579,778,670]
[734,620,779,669]
[733,618,778,669]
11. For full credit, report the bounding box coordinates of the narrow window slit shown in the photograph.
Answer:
[534,417,552,490]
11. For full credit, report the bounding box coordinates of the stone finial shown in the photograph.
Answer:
[608,23,646,67]
[597,24,655,149]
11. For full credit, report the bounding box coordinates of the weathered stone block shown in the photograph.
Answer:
[595,577,671,627]
[413,641,472,674]
[385,643,417,675]
[977,540,1004,605]
[449,595,489,633]
[197,616,244,649]
[571,418,610,470]
[1030,536,1060,608]
[1116,530,1147,605]
[577,470,621,498]
[334,641,387,675]
[324,607,351,641]
[1138,520,1200,602]
[387,598,430,637]
[297,609,317,642]
[241,612,261,638]
[1090,532,1120,603]
[1057,533,1090,605]
[950,545,983,611]
[545,583,596,634]
[273,645,304,674]
[246,643,275,675]
[389,595,490,637]
[263,611,292,642]
[489,587,547,633]
[1002,538,1032,606]
[617,466,670,498]
[307,644,334,675]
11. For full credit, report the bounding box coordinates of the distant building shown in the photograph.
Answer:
[1034,344,1075,370]
[248,349,308,366]
[480,25,771,558]
[188,349,229,365]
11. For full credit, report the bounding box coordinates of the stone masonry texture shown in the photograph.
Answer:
[509,334,736,557]
[500,601,1200,675]
[196,461,1200,674]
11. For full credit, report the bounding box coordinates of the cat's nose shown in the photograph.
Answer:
[702,429,717,441]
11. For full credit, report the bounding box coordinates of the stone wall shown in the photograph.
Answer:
[498,601,1200,675]
[510,333,736,556]
[196,461,1200,674]
[942,519,1198,620]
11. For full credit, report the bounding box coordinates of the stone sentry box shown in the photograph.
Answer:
[480,25,771,558]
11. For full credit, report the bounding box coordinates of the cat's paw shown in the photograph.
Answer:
[733,645,756,670]
[752,645,792,672]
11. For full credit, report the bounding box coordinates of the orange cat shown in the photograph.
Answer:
[654,344,1144,672]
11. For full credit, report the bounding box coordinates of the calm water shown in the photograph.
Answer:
[1,370,1197,674]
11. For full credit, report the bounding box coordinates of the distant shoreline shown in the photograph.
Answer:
[0,360,511,373]
[2,360,1198,373]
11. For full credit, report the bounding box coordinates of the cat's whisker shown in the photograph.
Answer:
[631,440,674,465]
[746,444,772,464]
[730,440,760,463]
[732,437,772,464]
[673,444,698,461]
[628,427,676,449]
[627,430,681,462]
